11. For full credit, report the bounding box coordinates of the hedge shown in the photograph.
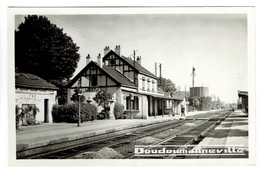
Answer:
[52,103,98,123]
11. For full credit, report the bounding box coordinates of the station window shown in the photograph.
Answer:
[166,100,170,109]
[166,100,173,109]
[142,77,146,90]
[90,75,97,86]
[147,78,150,91]
[126,96,139,110]
[152,80,155,92]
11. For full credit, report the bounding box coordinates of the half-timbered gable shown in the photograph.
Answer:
[102,50,138,86]
[68,61,119,89]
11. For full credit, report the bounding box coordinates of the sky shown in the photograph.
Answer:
[15,14,248,103]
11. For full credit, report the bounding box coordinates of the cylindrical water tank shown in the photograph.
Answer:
[190,87,209,97]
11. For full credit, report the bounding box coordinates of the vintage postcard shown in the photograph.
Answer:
[8,7,256,166]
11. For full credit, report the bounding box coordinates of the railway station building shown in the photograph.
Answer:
[237,90,248,114]
[67,46,182,119]
[15,73,58,123]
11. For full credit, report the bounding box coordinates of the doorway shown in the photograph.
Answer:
[44,99,49,123]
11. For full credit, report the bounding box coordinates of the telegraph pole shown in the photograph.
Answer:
[191,67,196,88]
[159,63,165,117]
[191,67,196,111]
[155,63,157,76]
[191,67,196,96]
[133,50,136,64]
[133,50,136,85]
[159,63,162,87]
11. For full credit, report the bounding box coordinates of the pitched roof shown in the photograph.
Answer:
[121,55,157,79]
[170,91,189,100]
[176,91,190,98]
[15,73,58,90]
[157,86,165,94]
[238,91,248,97]
[103,65,136,88]
[67,61,136,88]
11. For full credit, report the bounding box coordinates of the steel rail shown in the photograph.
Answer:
[18,116,189,159]
[127,111,231,159]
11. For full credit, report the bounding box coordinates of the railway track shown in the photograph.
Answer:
[128,111,232,159]
[17,117,188,159]
[17,110,228,159]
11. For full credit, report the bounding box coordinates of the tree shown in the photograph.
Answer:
[70,88,85,103]
[93,89,113,119]
[158,77,177,96]
[93,89,112,108]
[200,96,212,111]
[188,96,201,110]
[15,15,80,87]
[56,80,69,105]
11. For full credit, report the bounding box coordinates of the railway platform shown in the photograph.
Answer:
[16,110,211,153]
[191,109,248,158]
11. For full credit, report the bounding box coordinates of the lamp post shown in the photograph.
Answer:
[77,93,82,127]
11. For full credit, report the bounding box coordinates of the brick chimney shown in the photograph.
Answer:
[97,53,102,67]
[115,45,121,56]
[137,56,141,65]
[104,46,110,56]
[86,54,91,65]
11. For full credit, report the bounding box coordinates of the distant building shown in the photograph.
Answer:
[67,46,178,119]
[170,91,189,115]
[15,73,58,123]
[237,90,248,113]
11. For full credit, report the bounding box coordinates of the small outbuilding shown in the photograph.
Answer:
[15,73,58,123]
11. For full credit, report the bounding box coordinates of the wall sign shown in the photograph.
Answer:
[16,94,40,100]
[81,87,101,93]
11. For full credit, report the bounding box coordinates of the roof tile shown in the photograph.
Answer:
[15,73,58,90]
[121,55,157,79]
[102,65,136,88]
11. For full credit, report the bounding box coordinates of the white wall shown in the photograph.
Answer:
[15,88,57,123]
[137,74,158,94]
[121,90,148,119]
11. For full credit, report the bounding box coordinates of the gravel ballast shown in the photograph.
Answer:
[134,136,161,145]
[72,147,124,159]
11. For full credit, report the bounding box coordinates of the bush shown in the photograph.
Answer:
[16,105,39,128]
[52,103,98,123]
[16,106,21,130]
[81,103,98,121]
[113,102,125,119]
[52,104,76,123]
[97,106,110,120]
[26,114,36,125]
